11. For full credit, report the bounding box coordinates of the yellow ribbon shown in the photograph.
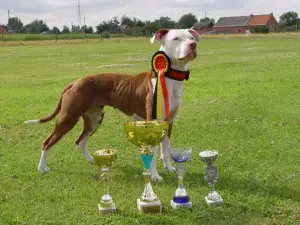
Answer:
[156,70,163,119]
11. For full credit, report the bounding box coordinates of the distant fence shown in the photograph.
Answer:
[0,32,140,42]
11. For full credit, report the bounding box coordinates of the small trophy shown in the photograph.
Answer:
[199,150,223,206]
[91,149,117,214]
[170,148,192,209]
[123,120,169,213]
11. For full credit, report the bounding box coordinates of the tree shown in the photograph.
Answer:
[121,15,135,27]
[25,20,50,34]
[193,17,215,30]
[87,26,94,33]
[62,25,70,33]
[52,26,60,34]
[145,21,158,36]
[177,13,198,29]
[96,17,120,33]
[7,17,23,33]
[279,11,299,27]
[71,25,80,32]
[155,16,176,29]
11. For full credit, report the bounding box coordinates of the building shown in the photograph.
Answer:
[0,25,8,34]
[213,13,279,34]
[213,16,250,34]
[247,13,279,32]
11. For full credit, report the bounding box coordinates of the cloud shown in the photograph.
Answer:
[0,0,299,30]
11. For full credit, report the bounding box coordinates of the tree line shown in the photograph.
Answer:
[3,13,214,35]
[2,11,300,35]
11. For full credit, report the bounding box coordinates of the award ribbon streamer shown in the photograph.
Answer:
[151,51,171,120]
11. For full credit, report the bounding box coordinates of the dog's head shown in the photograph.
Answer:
[150,28,200,67]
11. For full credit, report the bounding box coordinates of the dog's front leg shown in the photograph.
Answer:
[150,146,163,181]
[160,123,175,172]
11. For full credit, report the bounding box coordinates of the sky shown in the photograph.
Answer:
[0,0,299,30]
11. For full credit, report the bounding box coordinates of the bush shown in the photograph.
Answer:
[102,32,110,39]
[253,26,269,33]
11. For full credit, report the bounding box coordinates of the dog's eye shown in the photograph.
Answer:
[173,37,179,41]
[190,37,194,40]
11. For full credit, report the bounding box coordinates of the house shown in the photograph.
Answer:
[213,16,250,34]
[247,13,279,32]
[213,13,279,34]
[0,25,8,34]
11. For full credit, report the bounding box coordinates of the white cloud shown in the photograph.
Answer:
[0,0,299,30]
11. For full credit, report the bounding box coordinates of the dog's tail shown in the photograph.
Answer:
[24,82,74,124]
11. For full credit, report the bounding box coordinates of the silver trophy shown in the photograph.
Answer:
[199,150,223,206]
[170,148,192,209]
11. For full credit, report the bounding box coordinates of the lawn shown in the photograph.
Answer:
[1,34,300,225]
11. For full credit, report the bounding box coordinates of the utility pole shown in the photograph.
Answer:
[78,0,82,28]
[205,12,207,32]
[7,9,13,32]
[84,16,86,38]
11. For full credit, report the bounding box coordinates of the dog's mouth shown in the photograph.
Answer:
[178,51,197,62]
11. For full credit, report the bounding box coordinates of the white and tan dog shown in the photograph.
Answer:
[24,28,200,181]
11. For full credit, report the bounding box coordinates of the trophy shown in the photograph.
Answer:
[199,150,223,206]
[170,148,192,209]
[91,149,117,214]
[123,120,169,213]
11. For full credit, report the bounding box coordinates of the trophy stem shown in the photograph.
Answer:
[137,146,162,213]
[98,167,116,213]
[140,147,158,202]
[178,175,184,189]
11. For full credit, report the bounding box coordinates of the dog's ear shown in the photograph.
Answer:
[150,29,170,44]
[187,29,200,43]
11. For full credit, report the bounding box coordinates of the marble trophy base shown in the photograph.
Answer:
[97,203,117,214]
[170,200,192,209]
[137,199,162,213]
[205,195,223,207]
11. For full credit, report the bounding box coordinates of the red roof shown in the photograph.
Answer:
[247,14,273,25]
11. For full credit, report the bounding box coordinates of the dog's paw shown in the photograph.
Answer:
[151,173,164,181]
[87,157,95,165]
[38,165,50,173]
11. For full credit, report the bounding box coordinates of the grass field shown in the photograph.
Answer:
[1,34,300,225]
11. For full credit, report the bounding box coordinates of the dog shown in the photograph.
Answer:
[24,28,200,181]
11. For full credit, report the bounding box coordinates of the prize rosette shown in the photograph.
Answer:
[151,51,170,120]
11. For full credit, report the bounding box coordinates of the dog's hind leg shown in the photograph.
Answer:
[38,114,80,173]
[75,107,105,164]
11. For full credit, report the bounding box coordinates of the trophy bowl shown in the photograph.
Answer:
[199,150,218,164]
[91,149,117,214]
[91,149,117,168]
[123,121,169,148]
[123,120,169,214]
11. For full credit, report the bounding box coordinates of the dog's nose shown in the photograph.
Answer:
[190,42,196,50]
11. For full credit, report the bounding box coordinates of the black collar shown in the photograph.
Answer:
[152,68,190,81]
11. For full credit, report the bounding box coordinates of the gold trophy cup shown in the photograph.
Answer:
[123,121,169,213]
[91,149,117,214]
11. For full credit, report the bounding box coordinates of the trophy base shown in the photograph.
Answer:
[205,196,223,207]
[137,199,162,214]
[97,203,117,214]
[170,200,192,209]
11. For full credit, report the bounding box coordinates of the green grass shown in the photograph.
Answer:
[1,34,300,225]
